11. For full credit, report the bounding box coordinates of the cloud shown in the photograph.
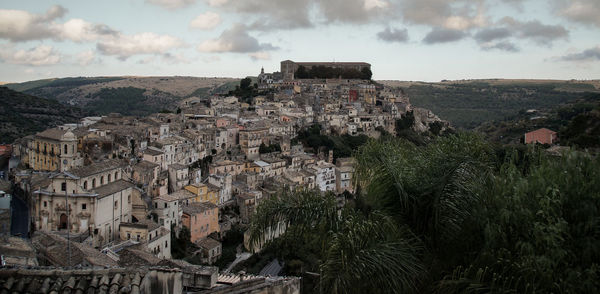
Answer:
[0,6,65,41]
[214,0,313,30]
[473,27,511,43]
[0,6,117,43]
[97,32,185,60]
[207,0,393,30]
[400,0,488,30]
[315,0,392,24]
[76,50,96,66]
[249,52,271,60]
[556,0,600,27]
[560,46,600,61]
[377,27,408,43]
[481,41,519,52]
[515,20,569,45]
[473,18,568,49]
[0,45,61,66]
[197,24,278,53]
[146,0,196,9]
[423,28,468,44]
[190,12,221,30]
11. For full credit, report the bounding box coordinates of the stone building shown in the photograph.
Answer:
[28,128,81,171]
[32,160,133,247]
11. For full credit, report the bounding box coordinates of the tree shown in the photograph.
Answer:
[361,67,372,80]
[249,134,493,293]
[240,77,252,90]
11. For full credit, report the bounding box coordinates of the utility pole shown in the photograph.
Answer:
[63,161,71,267]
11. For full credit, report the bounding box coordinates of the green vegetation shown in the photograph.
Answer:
[259,143,281,154]
[186,87,211,98]
[87,87,164,116]
[404,82,596,129]
[227,77,270,104]
[477,93,600,148]
[295,65,372,80]
[248,133,600,293]
[0,87,87,143]
[295,124,370,160]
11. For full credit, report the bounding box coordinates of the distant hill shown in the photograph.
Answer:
[379,79,600,129]
[0,87,88,144]
[476,92,600,148]
[4,76,239,116]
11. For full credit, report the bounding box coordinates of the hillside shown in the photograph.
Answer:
[5,76,239,116]
[476,92,600,147]
[0,87,88,144]
[379,79,600,129]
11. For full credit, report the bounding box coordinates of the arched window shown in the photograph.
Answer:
[64,144,68,154]
[108,174,112,182]
[92,178,96,188]
[115,171,119,180]
[100,176,104,185]
[84,181,88,189]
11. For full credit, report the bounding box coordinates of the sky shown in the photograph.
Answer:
[0,0,599,83]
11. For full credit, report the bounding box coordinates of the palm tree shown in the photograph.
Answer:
[248,133,493,293]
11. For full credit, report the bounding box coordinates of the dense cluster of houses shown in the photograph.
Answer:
[6,64,449,268]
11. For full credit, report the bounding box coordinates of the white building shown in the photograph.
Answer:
[309,161,336,192]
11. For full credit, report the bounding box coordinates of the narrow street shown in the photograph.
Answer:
[10,189,29,238]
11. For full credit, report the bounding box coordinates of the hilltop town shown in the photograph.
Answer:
[0,61,447,293]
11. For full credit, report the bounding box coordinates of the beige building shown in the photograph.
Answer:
[239,127,268,160]
[33,159,133,247]
[119,219,171,259]
[28,128,81,171]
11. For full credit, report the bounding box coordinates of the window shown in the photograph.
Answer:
[81,203,86,210]
[43,201,47,207]
[154,202,158,209]
[108,174,112,182]
[114,201,118,209]
[61,182,66,191]
[164,203,167,208]
[165,241,168,248]
[92,179,96,188]
[64,144,67,154]
[128,195,131,204]
[115,171,119,179]
[100,176,104,185]
[127,233,131,239]
[84,181,88,189]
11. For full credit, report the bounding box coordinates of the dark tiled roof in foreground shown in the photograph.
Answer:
[0,267,181,294]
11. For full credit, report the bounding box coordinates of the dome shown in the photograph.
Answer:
[62,130,76,141]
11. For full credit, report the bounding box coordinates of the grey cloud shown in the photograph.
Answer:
[146,0,196,9]
[216,0,393,30]
[40,5,68,22]
[474,27,512,43]
[481,41,519,52]
[316,0,392,24]
[556,0,600,27]
[92,24,119,36]
[198,24,278,53]
[377,27,408,43]
[561,46,600,61]
[477,18,569,48]
[220,0,313,30]
[517,20,568,45]
[423,28,468,44]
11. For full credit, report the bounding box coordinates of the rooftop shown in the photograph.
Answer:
[94,180,134,199]
[69,159,125,178]
[182,202,218,215]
